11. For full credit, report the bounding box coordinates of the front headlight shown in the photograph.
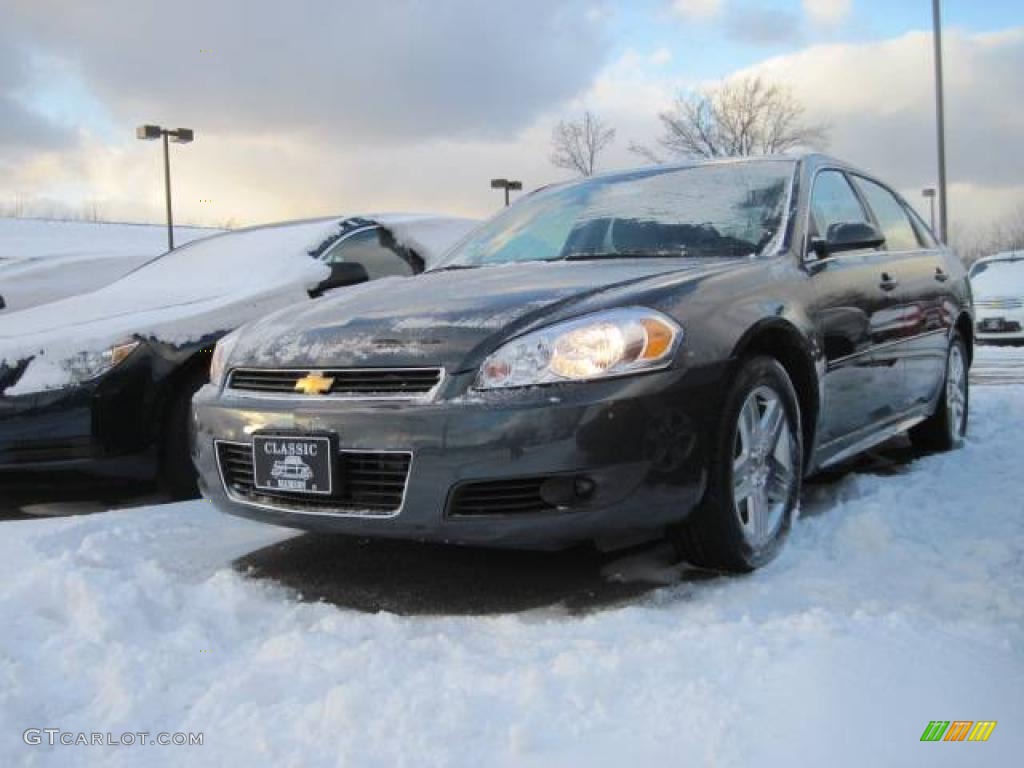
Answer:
[476,307,682,389]
[210,330,241,388]
[63,340,140,383]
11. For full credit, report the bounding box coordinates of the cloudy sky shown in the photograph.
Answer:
[1,0,1021,234]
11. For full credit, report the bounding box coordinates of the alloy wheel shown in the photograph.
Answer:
[946,344,967,439]
[731,385,796,548]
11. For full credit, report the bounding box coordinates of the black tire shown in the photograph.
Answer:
[909,333,968,452]
[158,370,208,500]
[671,356,803,572]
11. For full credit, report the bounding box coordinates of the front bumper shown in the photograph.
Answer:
[193,364,726,549]
[0,356,159,475]
[975,307,1024,342]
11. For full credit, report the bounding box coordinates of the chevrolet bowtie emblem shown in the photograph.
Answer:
[294,372,335,395]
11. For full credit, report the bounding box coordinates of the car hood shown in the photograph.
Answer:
[231,259,737,372]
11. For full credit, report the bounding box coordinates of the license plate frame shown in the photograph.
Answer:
[252,432,335,496]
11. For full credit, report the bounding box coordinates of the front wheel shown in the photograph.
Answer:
[672,356,803,572]
[159,369,208,500]
[909,333,968,452]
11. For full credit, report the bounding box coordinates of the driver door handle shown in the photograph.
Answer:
[879,273,899,292]
[934,267,949,282]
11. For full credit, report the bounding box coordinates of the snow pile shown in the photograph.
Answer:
[1,388,1021,766]
[0,219,219,312]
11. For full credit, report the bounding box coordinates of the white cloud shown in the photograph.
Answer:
[802,0,852,27]
[1,10,1020,239]
[671,0,722,22]
[0,1,610,146]
[733,27,1024,228]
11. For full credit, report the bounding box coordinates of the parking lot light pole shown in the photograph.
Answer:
[922,188,937,234]
[931,0,948,243]
[137,125,194,250]
[490,178,522,207]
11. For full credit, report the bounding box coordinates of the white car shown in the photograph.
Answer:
[970,251,1024,344]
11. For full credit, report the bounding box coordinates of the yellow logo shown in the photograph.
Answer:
[294,372,335,395]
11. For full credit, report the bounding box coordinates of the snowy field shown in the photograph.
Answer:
[0,219,220,312]
[1,347,1022,767]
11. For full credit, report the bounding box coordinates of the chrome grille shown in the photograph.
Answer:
[227,367,443,397]
[216,441,411,515]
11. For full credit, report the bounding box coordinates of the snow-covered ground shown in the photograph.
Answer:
[0,218,221,312]
[1,350,1021,766]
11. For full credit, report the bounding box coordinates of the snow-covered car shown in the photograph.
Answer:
[970,251,1024,344]
[0,218,219,313]
[194,155,973,571]
[0,214,478,496]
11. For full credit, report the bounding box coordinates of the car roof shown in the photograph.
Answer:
[162,212,477,265]
[533,152,876,196]
[187,212,454,239]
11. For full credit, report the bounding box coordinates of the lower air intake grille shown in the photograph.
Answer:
[228,368,442,397]
[216,441,410,515]
[449,477,558,517]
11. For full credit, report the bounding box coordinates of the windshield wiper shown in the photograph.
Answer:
[426,264,479,273]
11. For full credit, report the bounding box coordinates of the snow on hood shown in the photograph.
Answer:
[0,214,477,395]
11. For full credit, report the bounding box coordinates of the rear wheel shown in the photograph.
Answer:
[909,333,968,452]
[672,356,803,572]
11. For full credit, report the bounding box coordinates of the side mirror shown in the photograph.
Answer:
[309,262,369,298]
[811,221,885,258]
[0,294,5,311]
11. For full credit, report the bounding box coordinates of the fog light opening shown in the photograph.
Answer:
[539,475,596,508]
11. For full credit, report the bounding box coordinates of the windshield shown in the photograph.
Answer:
[970,257,1024,295]
[436,161,795,268]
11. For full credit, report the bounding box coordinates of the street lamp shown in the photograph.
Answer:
[490,178,522,207]
[931,0,948,243]
[137,124,194,250]
[922,188,937,234]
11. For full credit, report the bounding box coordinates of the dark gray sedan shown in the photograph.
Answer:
[193,155,972,571]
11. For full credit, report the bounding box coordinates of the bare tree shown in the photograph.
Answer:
[951,205,1024,264]
[550,110,616,177]
[82,200,102,222]
[631,76,829,162]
